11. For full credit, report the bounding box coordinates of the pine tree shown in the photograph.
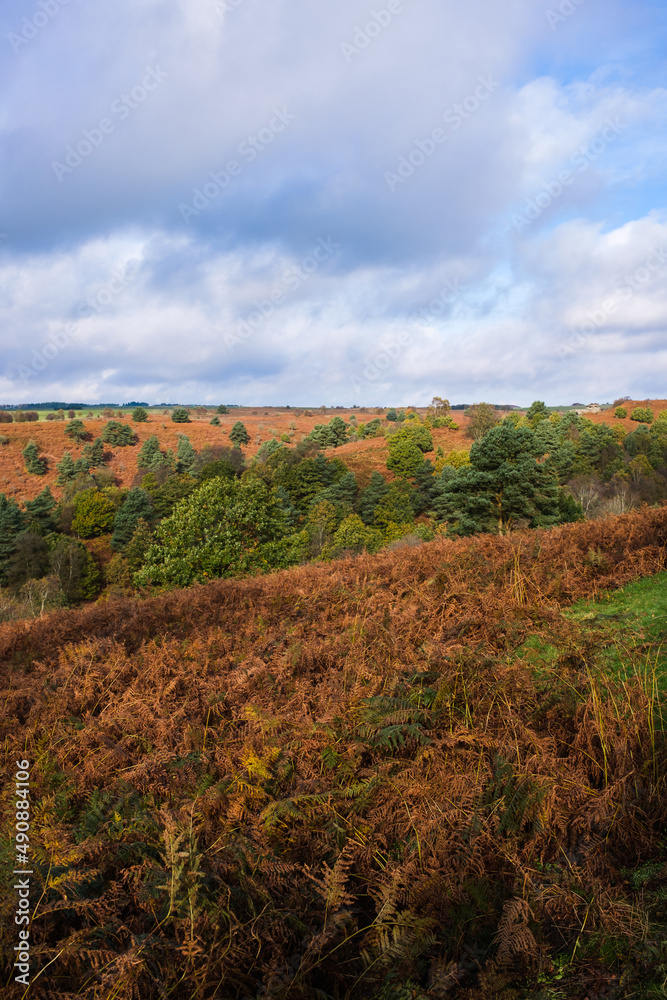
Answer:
[229,421,250,447]
[111,488,154,550]
[81,437,106,468]
[137,435,162,469]
[64,418,89,443]
[125,517,154,571]
[101,421,135,446]
[132,407,148,422]
[56,451,76,486]
[176,435,197,475]
[357,471,390,525]
[22,441,47,475]
[23,487,57,535]
[0,494,26,584]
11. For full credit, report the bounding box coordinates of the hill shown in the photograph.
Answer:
[1,506,667,998]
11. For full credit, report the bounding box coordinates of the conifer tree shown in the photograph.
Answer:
[137,435,162,469]
[357,471,390,525]
[0,494,26,583]
[176,435,197,475]
[111,488,154,551]
[56,452,76,486]
[229,421,250,447]
[22,441,46,475]
[23,487,57,535]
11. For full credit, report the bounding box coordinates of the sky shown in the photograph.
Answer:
[0,0,666,408]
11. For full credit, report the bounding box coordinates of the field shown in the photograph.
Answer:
[2,505,667,998]
[3,399,667,506]
[0,406,476,504]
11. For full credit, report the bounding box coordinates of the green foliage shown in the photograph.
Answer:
[101,420,136,446]
[22,440,46,475]
[56,451,78,485]
[64,418,89,442]
[389,423,434,454]
[615,406,628,419]
[229,421,250,447]
[132,406,148,422]
[216,404,229,414]
[386,408,398,421]
[358,471,391,525]
[137,434,163,469]
[0,435,9,445]
[0,494,26,583]
[387,439,424,479]
[23,487,57,535]
[135,476,289,588]
[81,437,106,468]
[49,536,101,600]
[171,407,191,423]
[525,400,550,427]
[307,416,349,448]
[631,407,654,423]
[465,402,499,441]
[209,415,220,426]
[176,435,197,476]
[374,485,416,532]
[434,423,565,535]
[124,517,154,571]
[141,473,198,519]
[332,513,382,555]
[6,531,50,589]
[72,489,117,538]
[111,488,154,551]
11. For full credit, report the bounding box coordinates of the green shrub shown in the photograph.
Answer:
[72,489,117,538]
[132,407,148,422]
[171,407,191,423]
[630,407,653,423]
[22,441,46,475]
[64,419,89,442]
[210,416,220,426]
[614,406,627,419]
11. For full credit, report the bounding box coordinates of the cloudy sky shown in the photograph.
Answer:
[0,0,666,407]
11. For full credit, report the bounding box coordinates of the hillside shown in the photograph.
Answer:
[2,506,667,998]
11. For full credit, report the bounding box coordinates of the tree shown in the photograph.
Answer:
[23,487,57,535]
[216,404,229,414]
[50,537,101,600]
[525,400,550,427]
[56,452,77,486]
[176,435,197,475]
[82,437,106,468]
[429,396,451,417]
[137,435,162,469]
[6,532,50,589]
[386,438,424,479]
[229,421,250,447]
[373,485,415,532]
[22,441,46,475]
[72,489,117,538]
[357,471,390,525]
[0,494,26,584]
[465,403,499,441]
[386,408,398,422]
[614,407,627,419]
[111,488,154,550]
[134,477,288,589]
[132,407,148,422]
[210,416,220,426]
[434,423,568,535]
[630,407,653,424]
[331,514,382,556]
[101,421,135,446]
[125,518,154,571]
[171,407,191,423]
[307,416,349,449]
[64,419,89,443]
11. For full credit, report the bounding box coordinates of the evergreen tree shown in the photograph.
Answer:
[56,451,76,486]
[50,537,101,601]
[357,471,390,525]
[176,435,197,475]
[137,435,162,469]
[210,415,220,426]
[125,517,154,571]
[64,418,89,442]
[171,407,191,423]
[71,489,117,538]
[229,421,250,447]
[101,421,135,446]
[132,407,148,422]
[434,424,564,535]
[216,404,229,414]
[22,441,47,475]
[111,488,154,551]
[81,437,106,468]
[0,494,26,584]
[23,487,57,535]
[6,532,50,588]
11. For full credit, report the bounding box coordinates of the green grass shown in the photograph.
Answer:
[519,570,667,690]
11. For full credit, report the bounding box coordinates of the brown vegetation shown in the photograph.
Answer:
[1,506,667,997]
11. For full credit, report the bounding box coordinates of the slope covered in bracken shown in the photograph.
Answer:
[2,506,667,998]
